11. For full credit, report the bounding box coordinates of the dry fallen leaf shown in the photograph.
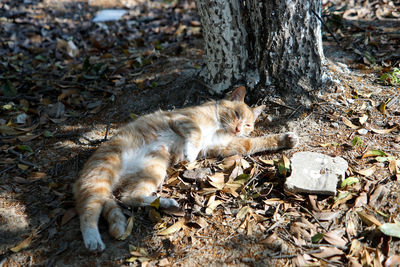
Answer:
[348,257,363,267]
[10,234,35,252]
[312,211,340,221]
[207,172,225,190]
[127,245,151,263]
[357,211,382,227]
[157,258,170,266]
[61,208,77,226]
[332,191,354,208]
[119,214,134,240]
[342,117,360,129]
[311,246,345,258]
[348,239,363,257]
[292,254,311,267]
[353,192,368,208]
[158,219,184,236]
[373,248,383,267]
[218,155,241,170]
[361,248,373,267]
[379,222,400,238]
[150,197,160,209]
[129,244,148,257]
[361,150,387,159]
[369,184,389,207]
[384,255,400,267]
[187,216,208,229]
[389,159,399,175]
[259,157,275,165]
[185,160,200,170]
[240,157,250,169]
[148,208,162,223]
[205,197,223,215]
[261,232,287,252]
[29,172,47,180]
[0,125,22,135]
[278,154,290,176]
[368,124,398,134]
[323,230,348,247]
[18,164,29,171]
[346,215,359,238]
[236,206,250,220]
[356,166,376,177]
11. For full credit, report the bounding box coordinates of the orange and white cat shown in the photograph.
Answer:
[73,86,298,251]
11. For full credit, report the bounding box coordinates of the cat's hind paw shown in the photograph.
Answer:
[282,132,299,149]
[82,227,106,252]
[109,220,126,240]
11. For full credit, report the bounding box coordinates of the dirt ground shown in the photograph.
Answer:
[1,0,400,266]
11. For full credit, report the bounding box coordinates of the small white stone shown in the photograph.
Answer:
[331,122,339,129]
[357,128,368,135]
[92,9,127,22]
[285,152,348,195]
[16,113,28,124]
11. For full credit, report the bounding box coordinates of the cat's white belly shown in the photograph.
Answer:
[120,130,181,176]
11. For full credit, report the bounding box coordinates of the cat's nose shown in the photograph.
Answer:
[235,126,240,133]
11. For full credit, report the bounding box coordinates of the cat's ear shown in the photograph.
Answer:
[252,105,265,120]
[228,86,246,102]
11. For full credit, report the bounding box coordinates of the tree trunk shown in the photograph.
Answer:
[195,0,324,97]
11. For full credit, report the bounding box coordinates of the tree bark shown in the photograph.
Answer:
[195,0,324,97]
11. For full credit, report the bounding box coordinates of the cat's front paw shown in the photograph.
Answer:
[282,132,299,149]
[159,197,179,209]
[184,142,200,162]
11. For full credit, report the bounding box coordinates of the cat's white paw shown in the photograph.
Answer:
[184,142,200,162]
[82,227,105,252]
[283,132,299,148]
[159,197,179,209]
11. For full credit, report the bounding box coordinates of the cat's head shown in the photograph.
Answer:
[219,86,265,137]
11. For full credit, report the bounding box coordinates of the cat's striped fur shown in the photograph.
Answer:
[73,86,299,251]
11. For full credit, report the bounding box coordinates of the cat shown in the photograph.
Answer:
[73,86,299,251]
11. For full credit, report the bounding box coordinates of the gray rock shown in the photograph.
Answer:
[45,102,65,118]
[182,167,212,180]
[285,152,348,195]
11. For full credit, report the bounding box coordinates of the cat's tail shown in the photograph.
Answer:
[73,139,126,251]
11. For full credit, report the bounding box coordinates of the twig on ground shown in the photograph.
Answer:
[0,95,41,101]
[81,136,108,146]
[296,203,328,231]
[312,254,343,266]
[8,149,39,169]
[0,165,15,175]
[104,120,111,141]
[305,243,348,251]
[288,105,303,118]
[266,249,323,259]
[267,100,296,110]
[53,132,82,139]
